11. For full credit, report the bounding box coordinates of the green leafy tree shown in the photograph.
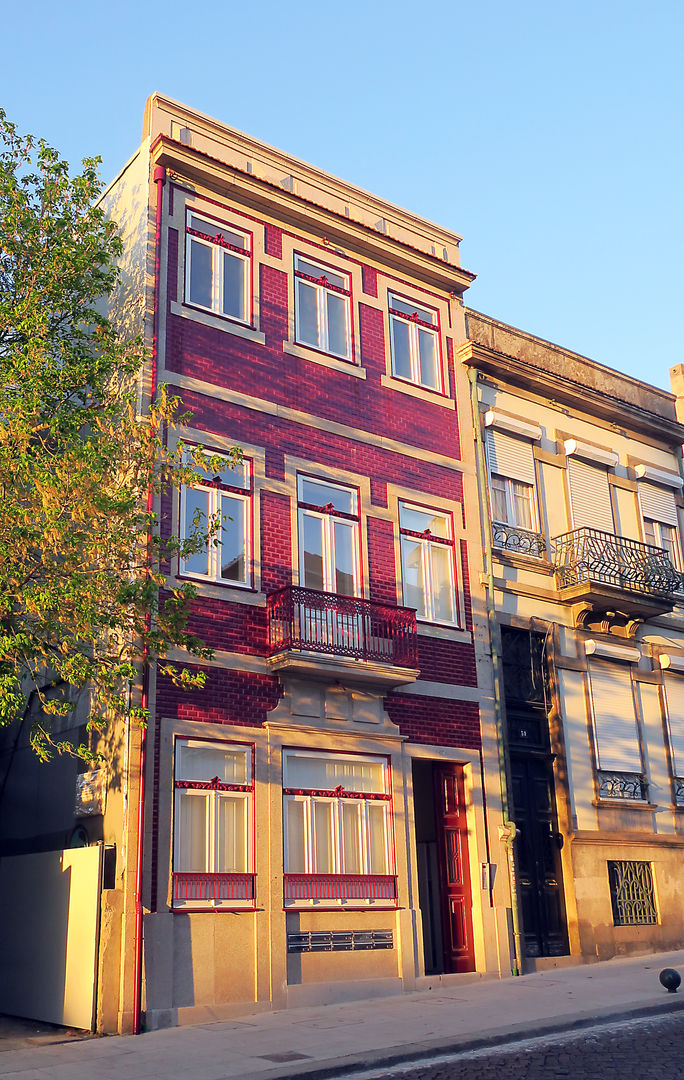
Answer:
[0,110,237,761]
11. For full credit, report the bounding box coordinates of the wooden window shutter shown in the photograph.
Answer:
[639,483,679,527]
[588,662,642,772]
[663,674,684,775]
[485,430,535,486]
[568,459,614,532]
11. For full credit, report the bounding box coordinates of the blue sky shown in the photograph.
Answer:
[3,0,682,389]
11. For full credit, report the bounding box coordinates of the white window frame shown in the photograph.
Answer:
[399,501,458,626]
[294,255,352,360]
[297,475,360,596]
[388,291,442,391]
[283,750,394,907]
[179,453,252,588]
[184,210,251,324]
[173,739,254,910]
[643,518,682,570]
[490,472,537,531]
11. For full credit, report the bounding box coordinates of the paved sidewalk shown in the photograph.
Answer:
[0,951,682,1080]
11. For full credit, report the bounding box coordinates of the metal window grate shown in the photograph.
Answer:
[608,861,658,926]
[674,777,684,808]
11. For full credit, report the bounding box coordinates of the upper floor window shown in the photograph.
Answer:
[298,476,359,596]
[484,421,545,558]
[185,211,251,323]
[399,502,457,624]
[180,451,251,587]
[639,481,682,569]
[173,739,255,910]
[388,292,441,391]
[294,256,352,359]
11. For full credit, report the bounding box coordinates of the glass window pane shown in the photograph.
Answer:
[297,280,319,348]
[342,802,362,874]
[286,754,384,793]
[297,258,345,290]
[401,537,426,617]
[418,328,439,389]
[285,799,306,873]
[644,519,657,547]
[175,791,207,872]
[301,513,325,591]
[389,295,434,323]
[430,543,455,623]
[220,494,246,582]
[390,317,412,381]
[491,475,509,523]
[300,479,354,514]
[333,520,356,596]
[182,487,210,576]
[188,238,213,309]
[177,743,248,784]
[399,504,449,538]
[190,216,246,249]
[313,800,334,873]
[512,481,533,530]
[217,795,246,873]
[368,803,388,874]
[326,291,349,357]
[222,252,245,321]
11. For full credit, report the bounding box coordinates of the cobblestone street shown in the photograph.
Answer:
[341,1012,684,1080]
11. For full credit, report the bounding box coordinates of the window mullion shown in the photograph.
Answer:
[318,284,327,352]
[409,321,420,383]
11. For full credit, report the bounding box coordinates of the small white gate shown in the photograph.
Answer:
[0,845,103,1029]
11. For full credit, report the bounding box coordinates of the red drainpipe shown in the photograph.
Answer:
[132,162,166,1035]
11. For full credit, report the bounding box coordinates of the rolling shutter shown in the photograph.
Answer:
[485,429,535,485]
[663,674,684,776]
[639,483,678,527]
[569,459,614,532]
[588,662,642,772]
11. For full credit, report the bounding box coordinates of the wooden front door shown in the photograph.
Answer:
[434,764,475,973]
[510,753,569,958]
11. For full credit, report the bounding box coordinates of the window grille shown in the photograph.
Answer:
[607,861,657,926]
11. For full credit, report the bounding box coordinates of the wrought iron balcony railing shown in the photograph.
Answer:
[551,527,682,598]
[597,771,647,802]
[267,586,418,669]
[492,522,547,559]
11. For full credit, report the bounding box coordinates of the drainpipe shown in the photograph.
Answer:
[468,365,524,977]
[132,163,166,1035]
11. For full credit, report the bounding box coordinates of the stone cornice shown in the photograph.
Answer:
[150,135,475,295]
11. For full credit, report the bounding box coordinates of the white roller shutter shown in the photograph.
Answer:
[569,459,614,532]
[639,483,679,527]
[663,674,684,776]
[485,429,535,485]
[588,662,642,772]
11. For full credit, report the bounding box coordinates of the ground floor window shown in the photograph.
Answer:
[173,739,254,909]
[607,860,658,926]
[283,750,396,906]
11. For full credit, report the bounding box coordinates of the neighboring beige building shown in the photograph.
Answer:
[460,312,684,965]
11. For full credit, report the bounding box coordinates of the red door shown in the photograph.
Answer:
[435,764,475,973]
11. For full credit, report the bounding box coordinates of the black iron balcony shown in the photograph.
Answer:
[267,586,419,684]
[492,522,547,559]
[551,527,682,618]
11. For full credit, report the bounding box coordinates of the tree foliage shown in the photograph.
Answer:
[0,110,237,760]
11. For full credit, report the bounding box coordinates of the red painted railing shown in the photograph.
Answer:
[284,874,397,902]
[267,586,418,668]
[172,872,255,903]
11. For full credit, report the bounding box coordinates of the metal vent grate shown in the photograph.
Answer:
[287,930,393,953]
